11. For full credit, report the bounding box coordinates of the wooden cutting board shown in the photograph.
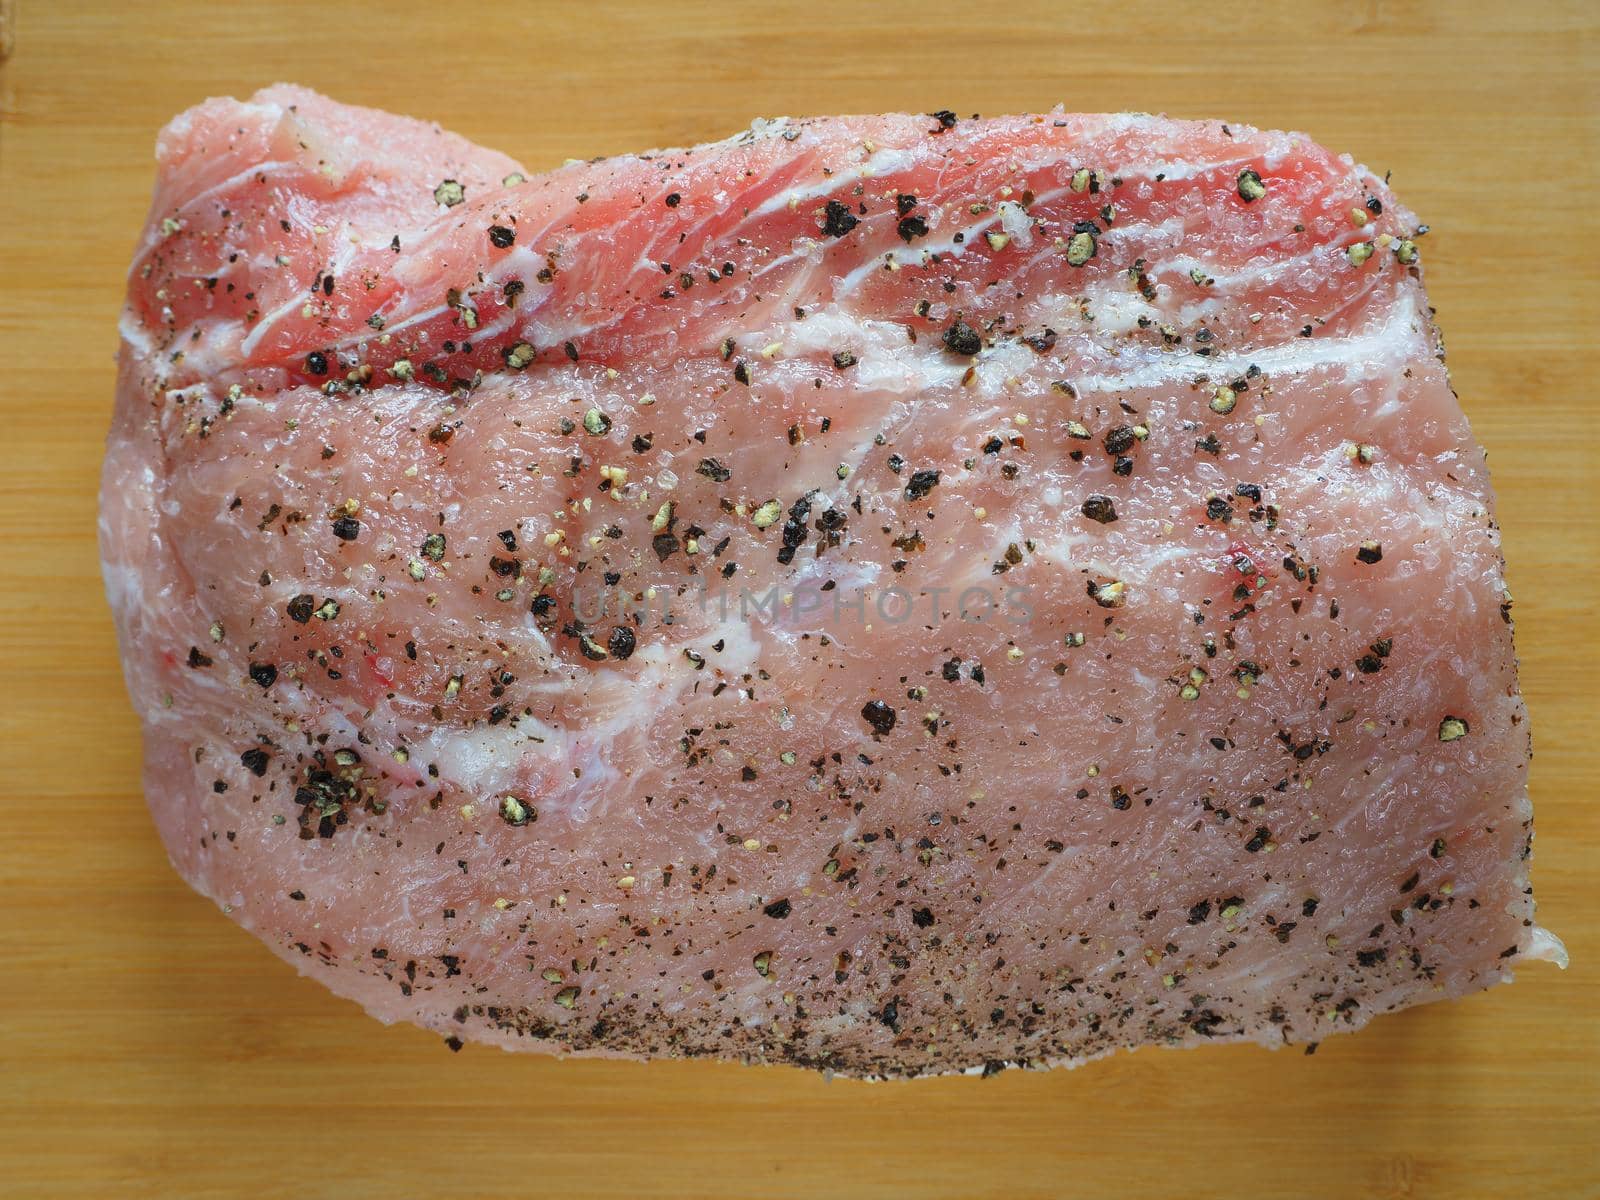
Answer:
[2,2,1595,1196]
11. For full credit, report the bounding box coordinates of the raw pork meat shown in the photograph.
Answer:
[101,87,1562,1076]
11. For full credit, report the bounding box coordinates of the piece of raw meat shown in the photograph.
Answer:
[102,87,1562,1077]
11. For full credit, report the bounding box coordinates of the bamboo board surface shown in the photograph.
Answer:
[1,2,1595,1196]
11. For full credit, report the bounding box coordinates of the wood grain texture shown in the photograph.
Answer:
[1,2,1595,1196]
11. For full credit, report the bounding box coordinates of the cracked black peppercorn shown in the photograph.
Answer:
[942,319,982,356]
[861,699,897,735]
[821,199,858,237]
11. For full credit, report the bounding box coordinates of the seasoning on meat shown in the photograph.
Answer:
[101,87,1560,1080]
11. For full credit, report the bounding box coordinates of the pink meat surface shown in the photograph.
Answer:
[102,87,1561,1077]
